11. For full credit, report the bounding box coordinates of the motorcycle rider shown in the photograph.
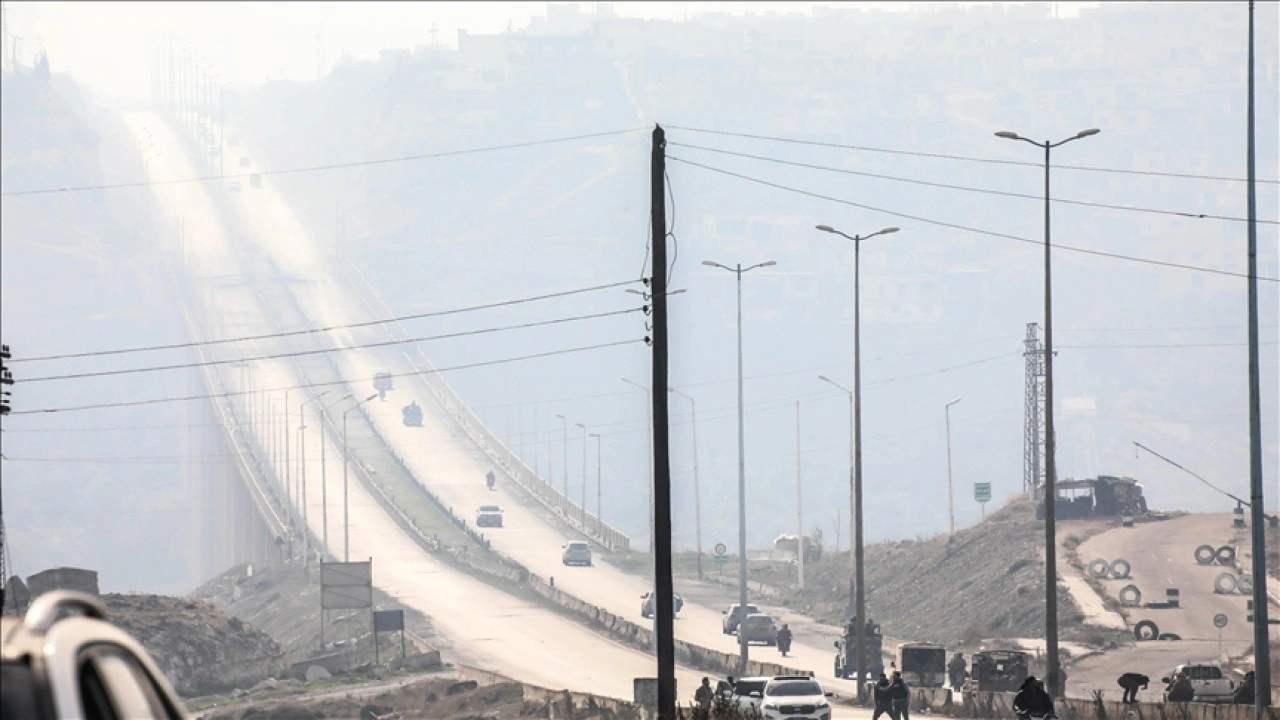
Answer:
[1013,676,1055,718]
[776,623,793,656]
[486,470,496,490]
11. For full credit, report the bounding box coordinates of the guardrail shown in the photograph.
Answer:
[340,261,631,552]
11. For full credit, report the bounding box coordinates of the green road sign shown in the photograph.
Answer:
[974,482,992,503]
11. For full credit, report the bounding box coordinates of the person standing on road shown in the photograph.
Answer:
[889,670,911,720]
[872,673,896,720]
[1233,671,1255,705]
[1166,670,1194,703]
[948,652,967,690]
[695,677,714,711]
[1013,676,1055,718]
[1116,673,1148,704]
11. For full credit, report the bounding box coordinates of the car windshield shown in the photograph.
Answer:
[480,506,500,512]
[746,616,772,626]
[734,680,767,696]
[767,681,823,697]
[1187,667,1222,680]
[567,542,588,550]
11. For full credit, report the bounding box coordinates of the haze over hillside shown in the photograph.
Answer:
[0,1,1275,592]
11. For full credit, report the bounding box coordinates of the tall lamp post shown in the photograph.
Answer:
[945,397,962,535]
[555,413,569,513]
[298,389,333,565]
[589,432,602,531]
[318,392,354,560]
[621,377,655,555]
[575,422,588,524]
[668,385,705,581]
[702,258,776,672]
[343,393,378,562]
[995,126,1099,699]
[815,223,898,702]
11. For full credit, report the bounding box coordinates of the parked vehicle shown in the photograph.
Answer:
[562,540,592,566]
[741,613,778,645]
[963,650,1030,692]
[833,617,885,680]
[897,642,947,688]
[475,505,503,528]
[402,401,423,427]
[721,603,760,634]
[1,591,189,719]
[760,676,834,720]
[640,591,683,619]
[1162,664,1234,703]
[725,676,771,714]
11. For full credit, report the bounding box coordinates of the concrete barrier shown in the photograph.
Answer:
[951,692,1277,720]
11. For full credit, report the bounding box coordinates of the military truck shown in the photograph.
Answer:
[963,650,1030,693]
[897,642,947,688]
[402,401,423,427]
[833,617,884,681]
[1036,475,1148,520]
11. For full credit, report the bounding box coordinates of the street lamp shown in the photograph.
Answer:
[298,389,333,565]
[814,223,898,702]
[621,377,655,555]
[555,414,569,512]
[575,422,588,524]
[668,385,705,581]
[701,258,776,672]
[343,393,379,561]
[945,397,963,535]
[589,433,602,530]
[995,126,1100,699]
[318,392,354,559]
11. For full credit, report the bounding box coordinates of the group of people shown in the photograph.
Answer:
[872,671,914,720]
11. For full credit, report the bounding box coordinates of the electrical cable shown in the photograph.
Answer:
[16,279,640,363]
[670,141,1277,225]
[668,155,1280,283]
[21,307,642,383]
[665,124,1280,185]
[9,338,645,415]
[1,128,648,197]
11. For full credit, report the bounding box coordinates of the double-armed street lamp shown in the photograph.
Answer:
[813,224,898,702]
[945,397,963,535]
[298,389,334,565]
[994,126,1100,699]
[668,385,705,581]
[620,377,655,555]
[701,258,776,672]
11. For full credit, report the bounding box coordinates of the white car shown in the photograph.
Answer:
[724,676,772,714]
[760,676,833,720]
[562,540,593,566]
[1163,664,1234,703]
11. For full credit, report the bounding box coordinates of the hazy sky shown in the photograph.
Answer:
[5,1,1097,100]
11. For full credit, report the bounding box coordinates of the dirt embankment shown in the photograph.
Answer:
[192,561,439,663]
[661,498,1121,648]
[101,594,285,698]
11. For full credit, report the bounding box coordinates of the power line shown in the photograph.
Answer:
[17,279,640,363]
[21,307,642,383]
[9,338,644,415]
[0,128,647,197]
[670,141,1277,225]
[1059,341,1278,349]
[665,124,1280,185]
[668,155,1280,283]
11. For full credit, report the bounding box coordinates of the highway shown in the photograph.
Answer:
[205,122,868,692]
[126,111,716,703]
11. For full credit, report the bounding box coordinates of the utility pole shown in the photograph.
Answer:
[0,344,13,596]
[1244,2,1271,713]
[796,400,804,589]
[946,397,962,534]
[649,124,676,720]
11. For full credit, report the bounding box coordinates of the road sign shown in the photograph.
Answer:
[713,555,729,565]
[974,482,992,503]
[1213,613,1229,629]
[713,542,728,556]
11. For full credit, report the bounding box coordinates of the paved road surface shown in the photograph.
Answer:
[1065,514,1278,699]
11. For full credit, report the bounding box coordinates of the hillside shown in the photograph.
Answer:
[222,2,1278,553]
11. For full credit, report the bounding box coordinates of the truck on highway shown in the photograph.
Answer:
[963,649,1030,693]
[896,642,947,688]
[1162,664,1235,703]
[832,617,885,681]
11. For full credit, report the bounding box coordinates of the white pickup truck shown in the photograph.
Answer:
[1162,664,1234,703]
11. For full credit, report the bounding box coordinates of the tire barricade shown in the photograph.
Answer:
[1195,544,1217,565]
[1118,584,1142,607]
[1237,574,1254,595]
[1216,545,1236,566]
[1134,619,1159,641]
[1109,558,1131,579]
[1088,559,1111,578]
[1214,573,1238,594]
